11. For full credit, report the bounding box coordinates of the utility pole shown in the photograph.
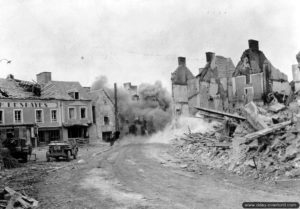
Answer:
[114,83,119,132]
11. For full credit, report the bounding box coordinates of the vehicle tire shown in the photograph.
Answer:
[73,151,77,159]
[46,155,50,162]
[55,157,59,161]
[66,151,71,161]
[22,153,28,163]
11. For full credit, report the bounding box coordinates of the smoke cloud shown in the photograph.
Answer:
[91,76,172,133]
[147,116,219,144]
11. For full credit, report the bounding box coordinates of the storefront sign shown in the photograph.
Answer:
[0,102,57,108]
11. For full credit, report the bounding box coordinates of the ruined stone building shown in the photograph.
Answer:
[188,52,235,112]
[0,72,115,146]
[171,57,195,117]
[0,75,52,147]
[171,39,291,116]
[123,82,139,101]
[88,89,115,141]
[292,52,300,92]
[232,40,290,105]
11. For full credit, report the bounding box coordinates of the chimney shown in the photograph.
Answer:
[206,52,215,63]
[36,72,51,85]
[248,39,259,51]
[178,57,186,66]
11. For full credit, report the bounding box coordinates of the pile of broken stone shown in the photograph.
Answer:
[0,187,38,209]
[173,100,300,181]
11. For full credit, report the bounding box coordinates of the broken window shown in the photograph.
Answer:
[69,107,76,119]
[80,107,86,119]
[35,110,43,123]
[51,109,57,122]
[68,91,79,99]
[102,131,112,141]
[0,110,3,124]
[14,110,22,123]
[104,116,109,125]
[75,92,79,99]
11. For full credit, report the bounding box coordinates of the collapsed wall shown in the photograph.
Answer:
[172,100,300,181]
[188,52,235,112]
[232,40,290,105]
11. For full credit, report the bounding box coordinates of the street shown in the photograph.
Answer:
[31,137,300,209]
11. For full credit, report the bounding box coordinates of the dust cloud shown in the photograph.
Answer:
[91,76,172,133]
[147,116,219,144]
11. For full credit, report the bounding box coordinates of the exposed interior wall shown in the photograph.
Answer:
[272,81,291,95]
[172,84,189,117]
[292,64,300,92]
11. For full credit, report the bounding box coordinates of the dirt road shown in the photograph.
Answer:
[35,139,300,209]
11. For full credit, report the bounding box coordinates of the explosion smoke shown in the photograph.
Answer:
[147,116,219,144]
[91,76,172,133]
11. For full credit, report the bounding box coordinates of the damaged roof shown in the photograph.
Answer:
[233,40,288,81]
[41,81,91,100]
[0,77,41,99]
[171,65,195,85]
[197,55,235,81]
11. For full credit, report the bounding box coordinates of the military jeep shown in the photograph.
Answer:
[46,139,78,162]
[2,137,32,163]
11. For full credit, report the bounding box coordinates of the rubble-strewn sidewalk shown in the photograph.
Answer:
[171,101,300,182]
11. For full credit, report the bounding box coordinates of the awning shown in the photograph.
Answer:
[0,123,36,128]
[62,123,90,127]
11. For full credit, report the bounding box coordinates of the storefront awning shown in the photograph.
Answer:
[0,123,36,128]
[62,123,90,127]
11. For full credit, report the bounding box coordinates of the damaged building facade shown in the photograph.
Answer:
[232,40,290,106]
[171,57,195,117]
[0,75,59,146]
[188,52,235,112]
[88,89,116,141]
[171,39,291,116]
[0,72,115,146]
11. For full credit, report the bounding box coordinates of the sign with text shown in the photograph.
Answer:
[0,101,57,108]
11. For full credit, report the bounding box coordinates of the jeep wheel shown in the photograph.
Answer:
[66,151,71,161]
[46,156,50,162]
[73,152,77,159]
[22,154,28,163]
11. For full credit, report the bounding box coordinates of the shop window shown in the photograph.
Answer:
[68,126,88,138]
[102,131,112,141]
[49,130,60,141]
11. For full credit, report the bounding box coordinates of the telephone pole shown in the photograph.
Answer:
[114,83,119,132]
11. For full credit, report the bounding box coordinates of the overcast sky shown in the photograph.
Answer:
[0,0,299,91]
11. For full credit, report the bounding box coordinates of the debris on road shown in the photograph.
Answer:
[172,101,300,181]
[0,187,38,209]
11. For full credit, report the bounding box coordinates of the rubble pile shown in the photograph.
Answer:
[173,102,300,181]
[0,187,38,209]
[0,162,67,202]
